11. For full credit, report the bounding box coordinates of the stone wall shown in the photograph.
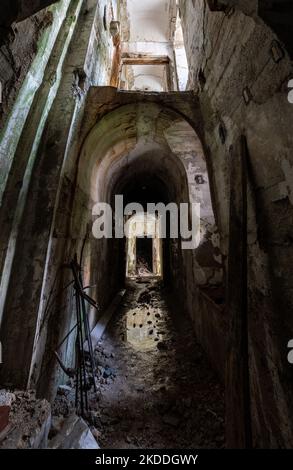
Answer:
[0,1,59,28]
[1,0,293,448]
[0,0,72,200]
[0,0,117,398]
[0,1,62,128]
[180,0,293,448]
[206,0,293,57]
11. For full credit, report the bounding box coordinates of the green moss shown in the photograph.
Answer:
[0,0,72,203]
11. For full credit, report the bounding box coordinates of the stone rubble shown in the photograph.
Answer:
[49,414,99,449]
[0,390,51,449]
[47,277,224,449]
[52,277,225,449]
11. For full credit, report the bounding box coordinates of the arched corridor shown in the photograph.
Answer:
[49,95,225,448]
[0,0,293,453]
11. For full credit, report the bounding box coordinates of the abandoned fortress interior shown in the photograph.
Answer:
[0,0,293,451]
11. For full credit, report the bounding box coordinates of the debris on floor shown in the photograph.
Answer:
[0,390,14,433]
[0,282,225,450]
[71,277,225,449]
[47,277,225,449]
[136,257,153,277]
[0,390,51,449]
[49,413,99,449]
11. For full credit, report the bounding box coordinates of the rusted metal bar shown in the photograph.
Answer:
[69,256,98,412]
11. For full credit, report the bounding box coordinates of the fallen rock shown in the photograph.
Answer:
[103,366,115,379]
[49,414,99,449]
[97,366,105,376]
[0,391,51,449]
[0,391,15,407]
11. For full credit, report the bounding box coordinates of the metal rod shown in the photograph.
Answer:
[57,255,100,417]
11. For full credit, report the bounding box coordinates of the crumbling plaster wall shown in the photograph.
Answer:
[29,0,118,396]
[0,2,62,130]
[206,1,293,57]
[0,0,117,398]
[0,1,60,30]
[180,0,293,447]
[0,0,73,208]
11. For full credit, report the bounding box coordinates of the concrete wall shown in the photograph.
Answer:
[0,0,72,201]
[0,2,62,129]
[0,0,117,398]
[1,0,293,449]
[180,0,293,448]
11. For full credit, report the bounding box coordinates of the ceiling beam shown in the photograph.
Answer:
[122,55,170,66]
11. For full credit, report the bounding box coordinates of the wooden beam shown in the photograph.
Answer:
[122,55,170,66]
[225,135,252,448]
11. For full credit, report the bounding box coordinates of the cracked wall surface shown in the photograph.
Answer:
[1,0,293,449]
[0,0,117,396]
[180,0,293,447]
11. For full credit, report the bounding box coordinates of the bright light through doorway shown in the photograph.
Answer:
[126,213,163,278]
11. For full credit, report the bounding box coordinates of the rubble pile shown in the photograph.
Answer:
[136,256,153,277]
[49,277,225,449]
[76,277,225,449]
[49,414,99,449]
[0,390,51,449]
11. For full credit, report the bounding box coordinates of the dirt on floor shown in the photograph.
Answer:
[76,277,225,449]
[0,390,51,449]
